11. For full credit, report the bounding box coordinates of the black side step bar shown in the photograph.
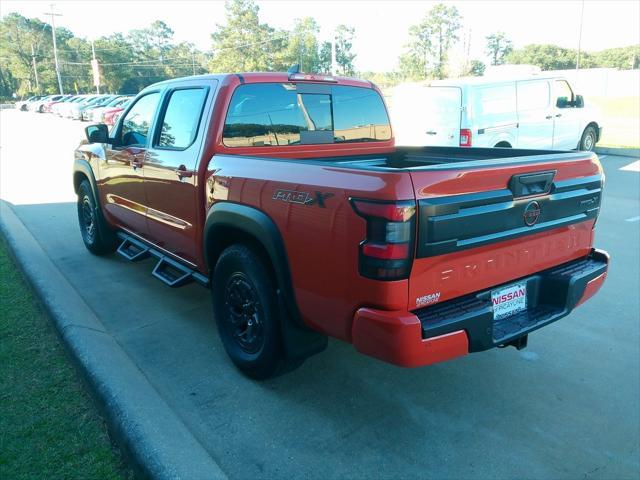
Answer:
[117,236,150,261]
[116,232,209,288]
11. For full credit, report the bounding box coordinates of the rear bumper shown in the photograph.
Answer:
[352,248,609,367]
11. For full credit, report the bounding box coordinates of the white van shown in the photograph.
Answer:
[389,76,603,151]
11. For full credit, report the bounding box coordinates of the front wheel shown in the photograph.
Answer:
[212,245,286,379]
[76,180,118,255]
[579,125,597,151]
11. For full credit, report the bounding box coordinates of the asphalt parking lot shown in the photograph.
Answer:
[1,109,639,479]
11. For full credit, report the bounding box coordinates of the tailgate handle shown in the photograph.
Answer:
[508,170,556,197]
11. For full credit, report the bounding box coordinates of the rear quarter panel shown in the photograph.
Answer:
[205,155,415,341]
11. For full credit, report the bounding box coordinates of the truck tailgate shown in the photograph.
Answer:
[408,153,603,310]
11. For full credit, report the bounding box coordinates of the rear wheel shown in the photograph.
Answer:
[579,125,597,151]
[76,180,117,255]
[212,244,286,379]
[494,141,512,148]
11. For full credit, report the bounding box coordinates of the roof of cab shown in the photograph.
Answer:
[147,72,375,89]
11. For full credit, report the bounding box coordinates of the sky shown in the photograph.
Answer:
[2,0,639,72]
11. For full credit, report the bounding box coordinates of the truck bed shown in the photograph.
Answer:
[311,146,590,170]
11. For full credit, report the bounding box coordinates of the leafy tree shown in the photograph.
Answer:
[506,44,598,70]
[399,3,462,80]
[358,71,402,89]
[485,31,513,66]
[285,17,321,73]
[0,13,54,95]
[317,24,356,75]
[209,0,277,72]
[468,59,486,76]
[593,45,640,69]
[334,25,356,75]
[0,66,17,98]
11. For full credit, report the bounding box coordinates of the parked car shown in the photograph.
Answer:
[74,72,608,379]
[16,95,44,111]
[390,75,602,151]
[29,95,65,113]
[43,94,74,113]
[84,95,130,121]
[70,95,112,120]
[101,100,131,126]
[55,95,89,117]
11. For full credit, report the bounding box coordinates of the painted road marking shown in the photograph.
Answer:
[599,155,608,160]
[620,160,640,172]
[625,216,640,223]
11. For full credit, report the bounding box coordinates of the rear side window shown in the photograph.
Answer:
[517,81,550,110]
[157,88,208,149]
[223,83,391,147]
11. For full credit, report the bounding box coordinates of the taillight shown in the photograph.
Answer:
[351,199,416,281]
[459,128,472,147]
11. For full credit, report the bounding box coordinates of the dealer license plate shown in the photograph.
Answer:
[491,282,527,320]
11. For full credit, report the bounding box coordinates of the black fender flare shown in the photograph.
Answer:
[73,159,112,228]
[203,202,326,360]
[73,158,99,199]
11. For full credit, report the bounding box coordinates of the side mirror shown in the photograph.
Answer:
[575,94,584,108]
[85,124,109,143]
[556,96,569,109]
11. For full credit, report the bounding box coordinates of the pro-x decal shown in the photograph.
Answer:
[273,189,334,208]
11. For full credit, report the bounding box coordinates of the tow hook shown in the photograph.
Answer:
[498,334,528,350]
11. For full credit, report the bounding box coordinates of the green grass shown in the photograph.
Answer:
[0,238,132,480]
[589,96,640,148]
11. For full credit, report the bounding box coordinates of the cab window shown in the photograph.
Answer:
[120,92,160,147]
[222,83,391,147]
[555,80,574,108]
[156,88,208,149]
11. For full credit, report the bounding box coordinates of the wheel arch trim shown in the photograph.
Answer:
[204,202,300,323]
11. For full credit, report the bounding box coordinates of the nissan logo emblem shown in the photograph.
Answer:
[523,201,541,226]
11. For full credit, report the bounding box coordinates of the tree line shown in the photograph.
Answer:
[1,0,637,99]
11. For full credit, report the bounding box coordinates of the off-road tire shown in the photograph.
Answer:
[76,179,118,255]
[212,244,286,379]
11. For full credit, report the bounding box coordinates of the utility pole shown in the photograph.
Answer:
[30,44,40,93]
[91,40,100,93]
[575,0,585,73]
[192,50,197,76]
[44,5,63,94]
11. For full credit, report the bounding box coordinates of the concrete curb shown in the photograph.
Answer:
[0,200,227,480]
[594,146,640,158]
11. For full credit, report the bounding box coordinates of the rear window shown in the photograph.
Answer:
[223,83,391,147]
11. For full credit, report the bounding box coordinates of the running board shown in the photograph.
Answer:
[116,232,209,288]
[117,236,150,261]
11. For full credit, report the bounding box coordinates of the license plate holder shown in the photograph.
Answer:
[491,282,527,320]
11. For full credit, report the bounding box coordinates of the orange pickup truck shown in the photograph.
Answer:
[74,71,608,378]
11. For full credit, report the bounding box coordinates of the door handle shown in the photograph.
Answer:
[545,115,553,120]
[426,130,437,135]
[175,165,193,179]
[555,113,562,118]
